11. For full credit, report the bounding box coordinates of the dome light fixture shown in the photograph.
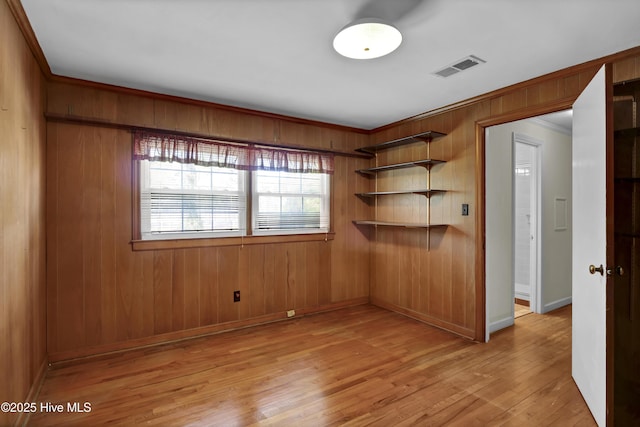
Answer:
[333,18,402,60]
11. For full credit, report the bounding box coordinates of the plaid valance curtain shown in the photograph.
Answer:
[133,131,334,174]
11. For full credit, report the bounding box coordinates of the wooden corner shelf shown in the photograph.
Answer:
[355,189,446,198]
[353,130,449,247]
[355,131,447,154]
[356,159,446,175]
[352,220,448,229]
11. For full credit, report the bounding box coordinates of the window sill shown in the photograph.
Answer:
[131,232,335,251]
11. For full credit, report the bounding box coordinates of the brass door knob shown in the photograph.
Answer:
[589,264,604,275]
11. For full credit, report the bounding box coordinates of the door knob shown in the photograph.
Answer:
[589,264,624,276]
[589,264,604,275]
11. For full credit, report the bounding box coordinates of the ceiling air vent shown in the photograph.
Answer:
[433,55,486,78]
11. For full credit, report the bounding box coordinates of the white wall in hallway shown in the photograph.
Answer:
[486,116,572,336]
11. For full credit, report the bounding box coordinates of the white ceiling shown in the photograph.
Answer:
[20,0,640,130]
[534,110,573,135]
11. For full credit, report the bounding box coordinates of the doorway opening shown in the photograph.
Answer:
[485,110,573,340]
[514,136,540,319]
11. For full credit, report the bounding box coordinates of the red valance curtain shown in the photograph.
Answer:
[133,131,334,174]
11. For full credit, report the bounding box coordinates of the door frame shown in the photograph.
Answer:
[475,99,574,343]
[513,134,542,314]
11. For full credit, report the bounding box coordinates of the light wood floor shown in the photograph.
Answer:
[29,304,594,426]
[514,303,532,319]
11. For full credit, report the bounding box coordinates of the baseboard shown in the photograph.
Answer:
[15,358,47,427]
[542,296,572,313]
[48,297,369,365]
[515,284,529,301]
[370,298,475,340]
[489,316,514,334]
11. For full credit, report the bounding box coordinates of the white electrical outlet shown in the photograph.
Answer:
[286,310,295,318]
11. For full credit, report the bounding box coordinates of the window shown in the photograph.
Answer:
[133,131,333,242]
[252,170,330,235]
[140,161,246,240]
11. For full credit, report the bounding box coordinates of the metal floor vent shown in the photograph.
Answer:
[433,55,486,78]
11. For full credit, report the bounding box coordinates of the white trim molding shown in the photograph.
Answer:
[489,316,515,334]
[543,296,572,313]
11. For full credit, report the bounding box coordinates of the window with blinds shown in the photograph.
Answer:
[139,160,330,240]
[140,160,246,239]
[252,170,330,235]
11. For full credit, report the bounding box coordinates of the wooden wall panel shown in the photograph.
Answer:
[45,90,372,360]
[368,109,481,336]
[0,2,47,426]
[331,155,372,301]
[198,247,218,326]
[245,245,266,318]
[613,55,640,83]
[183,248,201,330]
[47,81,368,154]
[171,250,186,331]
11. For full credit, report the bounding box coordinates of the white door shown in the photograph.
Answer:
[572,65,609,426]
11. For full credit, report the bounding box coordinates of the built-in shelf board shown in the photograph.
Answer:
[614,127,640,138]
[355,131,447,154]
[356,159,446,175]
[615,231,640,238]
[356,189,446,198]
[353,220,448,229]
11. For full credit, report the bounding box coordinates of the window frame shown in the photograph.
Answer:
[131,160,335,251]
[251,169,331,237]
[138,160,248,241]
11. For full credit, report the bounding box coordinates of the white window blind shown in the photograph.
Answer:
[252,170,330,235]
[140,160,246,240]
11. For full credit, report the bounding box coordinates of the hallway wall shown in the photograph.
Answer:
[486,118,572,334]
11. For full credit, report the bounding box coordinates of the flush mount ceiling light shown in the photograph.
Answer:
[333,18,402,60]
